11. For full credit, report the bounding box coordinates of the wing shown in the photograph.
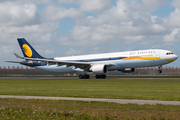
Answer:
[12,53,116,71]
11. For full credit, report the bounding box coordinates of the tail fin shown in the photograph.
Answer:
[17,38,44,58]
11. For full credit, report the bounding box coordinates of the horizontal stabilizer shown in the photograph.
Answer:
[14,53,24,59]
[5,61,33,67]
[5,61,23,63]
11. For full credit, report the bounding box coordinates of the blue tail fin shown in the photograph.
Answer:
[17,38,44,58]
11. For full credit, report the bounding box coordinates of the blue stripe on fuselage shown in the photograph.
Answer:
[77,57,125,62]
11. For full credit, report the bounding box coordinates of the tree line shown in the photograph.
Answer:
[0,66,180,75]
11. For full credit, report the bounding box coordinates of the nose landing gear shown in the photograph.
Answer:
[157,66,162,74]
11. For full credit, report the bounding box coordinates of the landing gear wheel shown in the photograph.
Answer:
[79,74,90,79]
[158,70,162,74]
[84,74,90,79]
[95,74,106,79]
[100,74,106,79]
[157,66,162,74]
[79,74,83,79]
[95,75,100,79]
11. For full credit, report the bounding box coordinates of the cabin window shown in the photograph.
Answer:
[166,53,174,55]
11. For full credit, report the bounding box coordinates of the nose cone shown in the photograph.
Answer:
[171,54,178,61]
[175,54,178,60]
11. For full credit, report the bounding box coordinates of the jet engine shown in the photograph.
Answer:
[121,68,135,73]
[89,64,108,74]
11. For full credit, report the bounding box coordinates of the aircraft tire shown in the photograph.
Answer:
[79,74,90,79]
[95,74,106,79]
[87,75,90,79]
[79,74,83,79]
[95,75,100,79]
[84,74,90,79]
[101,74,106,79]
[158,70,162,74]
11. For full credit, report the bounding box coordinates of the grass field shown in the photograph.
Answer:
[1,98,180,119]
[0,79,180,101]
[1,78,180,119]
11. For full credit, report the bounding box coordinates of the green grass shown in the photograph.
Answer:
[1,79,180,101]
[1,98,180,120]
[1,107,111,120]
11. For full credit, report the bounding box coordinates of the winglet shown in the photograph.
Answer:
[14,53,24,59]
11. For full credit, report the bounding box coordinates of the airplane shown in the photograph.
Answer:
[6,38,178,79]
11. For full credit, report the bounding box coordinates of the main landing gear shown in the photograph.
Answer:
[78,74,106,79]
[157,66,162,74]
[95,74,106,79]
[79,74,90,79]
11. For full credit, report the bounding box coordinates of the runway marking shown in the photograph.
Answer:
[0,95,180,105]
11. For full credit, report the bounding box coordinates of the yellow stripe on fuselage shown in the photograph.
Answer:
[121,56,161,60]
[121,56,174,62]
[163,59,174,62]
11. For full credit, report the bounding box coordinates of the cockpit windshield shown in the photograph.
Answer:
[166,53,174,55]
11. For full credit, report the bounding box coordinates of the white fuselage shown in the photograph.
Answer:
[35,49,178,73]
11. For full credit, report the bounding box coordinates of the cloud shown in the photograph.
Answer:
[168,8,180,27]
[3,22,58,34]
[0,2,58,59]
[43,5,83,21]
[127,0,167,12]
[58,0,81,4]
[0,0,179,67]
[55,0,169,49]
[163,29,180,42]
[0,2,40,26]
[0,0,52,4]
[32,0,52,4]
[172,0,180,8]
[80,0,112,12]
[58,0,112,13]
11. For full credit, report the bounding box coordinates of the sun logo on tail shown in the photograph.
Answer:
[22,44,32,57]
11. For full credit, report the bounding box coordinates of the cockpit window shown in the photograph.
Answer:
[166,53,174,55]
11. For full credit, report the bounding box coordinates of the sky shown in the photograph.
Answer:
[0,0,180,68]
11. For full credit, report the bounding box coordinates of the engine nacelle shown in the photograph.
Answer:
[121,68,135,73]
[89,64,108,74]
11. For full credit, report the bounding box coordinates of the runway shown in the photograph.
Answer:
[1,77,180,81]
[0,95,180,105]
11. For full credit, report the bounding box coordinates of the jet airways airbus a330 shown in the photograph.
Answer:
[6,38,178,79]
